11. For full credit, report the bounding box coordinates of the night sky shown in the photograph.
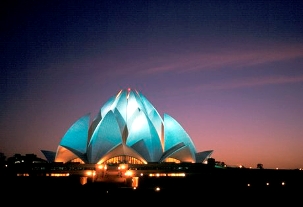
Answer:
[1,0,303,169]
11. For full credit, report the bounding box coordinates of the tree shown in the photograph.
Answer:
[257,163,263,169]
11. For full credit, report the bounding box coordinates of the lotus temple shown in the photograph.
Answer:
[42,88,213,165]
[6,88,303,196]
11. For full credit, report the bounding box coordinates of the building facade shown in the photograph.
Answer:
[42,88,213,165]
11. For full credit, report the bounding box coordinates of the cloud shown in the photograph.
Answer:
[45,42,303,87]
[191,75,303,91]
[155,74,303,99]
[140,43,303,74]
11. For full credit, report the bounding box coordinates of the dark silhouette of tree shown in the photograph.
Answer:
[257,163,263,169]
[0,152,6,168]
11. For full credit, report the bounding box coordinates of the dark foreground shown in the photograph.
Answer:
[2,167,303,205]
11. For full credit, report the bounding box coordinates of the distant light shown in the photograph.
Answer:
[167,173,186,177]
[282,182,285,186]
[266,182,269,186]
[247,184,250,187]
[125,170,133,177]
[86,170,96,176]
[119,164,126,170]
[155,187,160,192]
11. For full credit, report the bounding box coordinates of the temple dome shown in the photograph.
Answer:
[44,88,213,164]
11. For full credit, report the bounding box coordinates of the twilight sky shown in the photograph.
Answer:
[1,0,303,169]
